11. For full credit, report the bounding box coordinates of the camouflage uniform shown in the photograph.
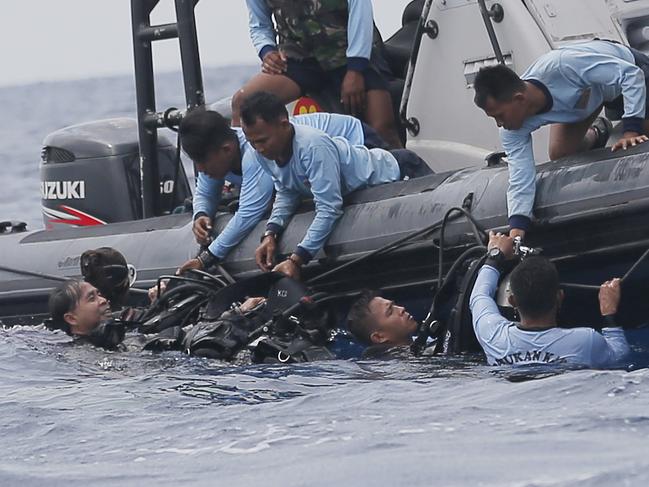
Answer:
[265,0,349,71]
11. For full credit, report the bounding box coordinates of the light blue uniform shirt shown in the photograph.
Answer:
[469,265,630,368]
[245,0,373,70]
[192,114,367,259]
[255,124,400,261]
[501,40,646,229]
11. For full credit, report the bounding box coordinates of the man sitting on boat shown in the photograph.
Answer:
[473,39,649,240]
[469,232,630,368]
[177,108,390,273]
[242,91,431,279]
[232,0,403,149]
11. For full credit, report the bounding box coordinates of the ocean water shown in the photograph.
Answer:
[2,68,649,486]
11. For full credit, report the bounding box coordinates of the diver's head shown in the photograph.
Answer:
[48,279,111,336]
[240,91,292,162]
[473,64,528,131]
[347,290,418,346]
[179,109,240,179]
[509,256,564,327]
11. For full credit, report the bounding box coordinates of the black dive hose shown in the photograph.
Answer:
[0,265,148,295]
[307,207,486,286]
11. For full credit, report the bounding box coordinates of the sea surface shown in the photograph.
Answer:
[2,69,649,486]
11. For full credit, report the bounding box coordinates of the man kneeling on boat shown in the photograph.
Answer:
[243,91,431,279]
[473,39,649,241]
[177,107,390,274]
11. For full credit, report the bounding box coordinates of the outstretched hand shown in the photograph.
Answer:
[599,278,621,316]
[488,231,515,259]
[255,236,277,272]
[611,132,648,151]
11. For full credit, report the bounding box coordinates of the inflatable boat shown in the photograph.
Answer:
[3,0,649,347]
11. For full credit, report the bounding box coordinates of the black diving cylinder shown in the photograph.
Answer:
[39,118,191,230]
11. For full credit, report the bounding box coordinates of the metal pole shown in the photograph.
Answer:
[175,0,205,110]
[477,0,505,64]
[131,0,161,218]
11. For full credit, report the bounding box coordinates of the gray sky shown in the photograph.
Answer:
[1,0,413,87]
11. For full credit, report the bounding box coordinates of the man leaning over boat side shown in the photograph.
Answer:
[176,108,392,273]
[473,39,649,241]
[232,0,403,149]
[242,91,431,280]
[469,232,630,368]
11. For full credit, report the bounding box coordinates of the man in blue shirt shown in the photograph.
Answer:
[177,109,391,273]
[473,40,649,240]
[232,0,402,149]
[469,232,630,368]
[241,91,431,279]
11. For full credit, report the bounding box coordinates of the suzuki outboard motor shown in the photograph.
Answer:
[40,118,191,229]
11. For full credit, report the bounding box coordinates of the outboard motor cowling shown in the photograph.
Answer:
[40,118,191,229]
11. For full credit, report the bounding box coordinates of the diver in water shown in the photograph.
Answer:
[473,39,649,240]
[469,232,630,368]
[346,290,420,358]
[346,231,631,368]
[177,108,390,274]
[242,91,432,280]
[232,0,403,149]
[47,279,125,349]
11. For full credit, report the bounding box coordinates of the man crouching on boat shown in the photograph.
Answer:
[469,232,630,368]
[242,91,431,279]
[177,107,392,274]
[473,40,649,241]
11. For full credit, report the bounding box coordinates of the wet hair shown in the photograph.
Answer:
[473,64,526,109]
[178,109,237,163]
[240,91,289,126]
[80,247,128,306]
[48,279,84,334]
[346,290,380,345]
[509,256,560,319]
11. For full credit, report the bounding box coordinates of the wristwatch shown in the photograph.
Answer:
[197,249,218,269]
[261,230,277,242]
[486,247,506,270]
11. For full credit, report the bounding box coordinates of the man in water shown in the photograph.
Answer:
[233,0,402,149]
[177,108,391,273]
[473,40,649,240]
[469,232,630,367]
[346,232,630,367]
[346,290,419,357]
[48,280,111,338]
[242,91,431,279]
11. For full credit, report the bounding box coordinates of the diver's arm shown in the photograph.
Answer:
[469,265,511,349]
[346,0,373,71]
[193,172,224,220]
[245,0,277,60]
[501,129,536,234]
[292,144,344,263]
[589,328,630,368]
[208,159,274,260]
